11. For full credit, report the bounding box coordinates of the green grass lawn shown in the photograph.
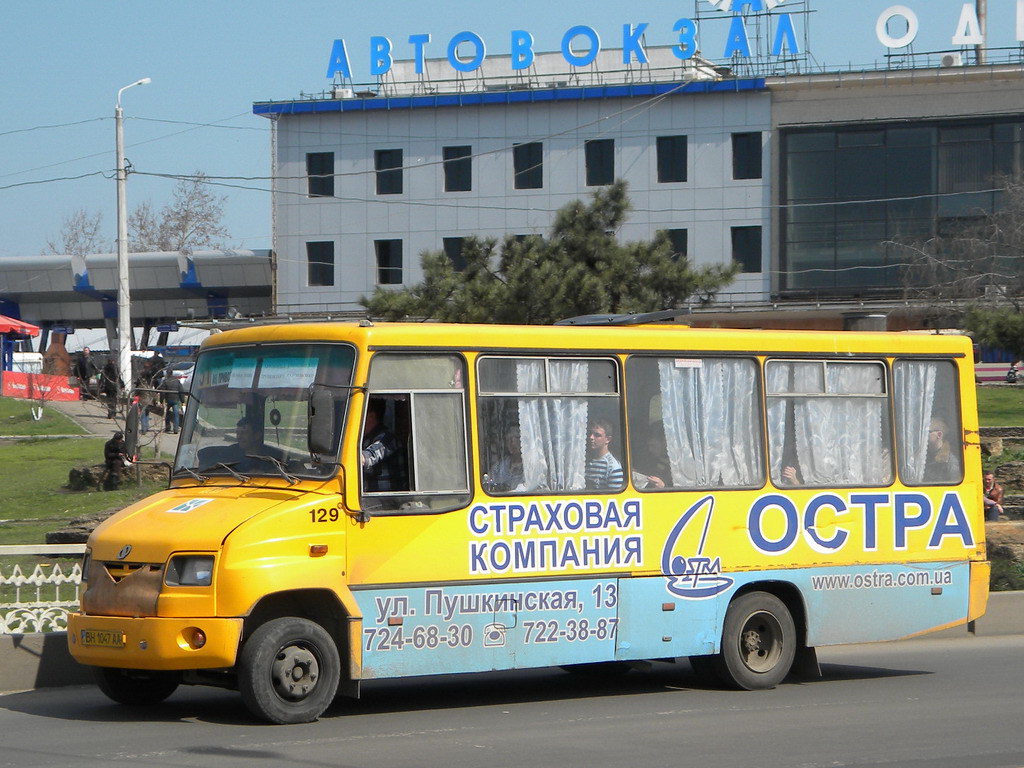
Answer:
[0,399,165,546]
[0,436,163,545]
[976,386,1024,426]
[0,397,85,436]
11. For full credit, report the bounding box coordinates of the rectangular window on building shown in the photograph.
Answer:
[375,239,403,284]
[443,145,472,192]
[375,149,403,195]
[306,241,334,287]
[513,142,543,190]
[732,132,763,180]
[656,135,687,183]
[443,237,467,271]
[306,152,334,197]
[585,139,614,186]
[731,226,762,273]
[662,229,688,261]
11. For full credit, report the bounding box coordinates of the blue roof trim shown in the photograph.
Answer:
[253,79,766,117]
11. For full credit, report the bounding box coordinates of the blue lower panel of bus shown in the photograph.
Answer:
[352,561,969,679]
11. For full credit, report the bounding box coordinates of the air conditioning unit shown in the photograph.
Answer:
[940,52,964,67]
[331,86,355,99]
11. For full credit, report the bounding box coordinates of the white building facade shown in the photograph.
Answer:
[256,49,772,315]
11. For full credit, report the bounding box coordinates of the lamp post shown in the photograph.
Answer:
[115,77,150,393]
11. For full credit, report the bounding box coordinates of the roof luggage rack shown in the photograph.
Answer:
[554,308,691,326]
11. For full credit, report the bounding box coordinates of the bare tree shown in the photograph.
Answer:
[891,175,1024,352]
[45,209,106,256]
[129,172,229,252]
[127,200,163,253]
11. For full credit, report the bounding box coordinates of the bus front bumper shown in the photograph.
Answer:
[67,613,244,670]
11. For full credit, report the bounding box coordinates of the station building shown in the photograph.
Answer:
[254,27,1024,329]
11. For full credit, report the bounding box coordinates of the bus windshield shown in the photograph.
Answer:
[174,343,355,481]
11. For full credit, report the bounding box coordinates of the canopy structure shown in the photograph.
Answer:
[0,315,40,337]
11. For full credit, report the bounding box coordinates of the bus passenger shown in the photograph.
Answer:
[923,417,956,483]
[487,426,524,492]
[361,398,405,492]
[586,420,624,491]
[632,426,669,489]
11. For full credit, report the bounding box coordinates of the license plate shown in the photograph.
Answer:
[81,629,125,648]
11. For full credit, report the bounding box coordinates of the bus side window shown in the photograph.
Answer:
[893,359,963,485]
[625,356,763,490]
[766,360,892,488]
[361,354,470,513]
[478,356,624,495]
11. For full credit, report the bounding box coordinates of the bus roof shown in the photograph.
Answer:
[200,321,972,358]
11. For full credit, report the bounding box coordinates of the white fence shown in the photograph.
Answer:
[0,545,85,634]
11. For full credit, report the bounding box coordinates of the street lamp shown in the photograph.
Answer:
[115,77,150,393]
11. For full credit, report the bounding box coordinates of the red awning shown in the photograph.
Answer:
[0,315,40,337]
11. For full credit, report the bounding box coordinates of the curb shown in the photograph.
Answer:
[0,435,97,440]
[3,591,1022,694]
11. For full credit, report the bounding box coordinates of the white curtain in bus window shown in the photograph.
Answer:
[893,359,962,485]
[477,357,620,494]
[517,359,588,492]
[766,360,892,486]
[655,358,763,488]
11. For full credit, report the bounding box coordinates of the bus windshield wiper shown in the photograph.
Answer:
[175,466,208,483]
[246,454,299,485]
[198,461,251,482]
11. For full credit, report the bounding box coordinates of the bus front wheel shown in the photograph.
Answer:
[718,591,795,690]
[94,667,180,706]
[238,617,341,724]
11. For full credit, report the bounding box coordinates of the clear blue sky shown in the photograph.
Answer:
[1,0,1015,260]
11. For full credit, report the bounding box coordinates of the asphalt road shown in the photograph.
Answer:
[1,636,1021,768]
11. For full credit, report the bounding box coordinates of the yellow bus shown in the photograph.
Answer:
[68,318,989,723]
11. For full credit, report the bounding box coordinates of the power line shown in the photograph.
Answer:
[0,171,110,192]
[140,86,690,184]
[0,111,252,181]
[0,117,109,139]
[134,169,1005,215]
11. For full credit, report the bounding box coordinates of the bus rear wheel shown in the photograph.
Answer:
[718,591,795,690]
[94,667,181,706]
[238,617,341,724]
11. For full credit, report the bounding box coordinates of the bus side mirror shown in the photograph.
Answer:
[308,386,336,459]
[125,400,140,458]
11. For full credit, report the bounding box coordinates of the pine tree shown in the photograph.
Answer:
[363,181,738,324]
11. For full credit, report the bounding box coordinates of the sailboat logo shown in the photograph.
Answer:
[662,495,734,600]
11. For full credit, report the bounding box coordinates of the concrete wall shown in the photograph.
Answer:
[5,591,1021,694]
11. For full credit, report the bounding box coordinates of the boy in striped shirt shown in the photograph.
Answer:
[586,420,624,491]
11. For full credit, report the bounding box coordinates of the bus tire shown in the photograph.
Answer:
[238,617,341,725]
[93,667,180,706]
[718,591,795,691]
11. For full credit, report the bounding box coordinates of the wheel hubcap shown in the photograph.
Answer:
[738,610,783,673]
[271,644,320,701]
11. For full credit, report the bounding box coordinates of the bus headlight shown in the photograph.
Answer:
[165,555,215,586]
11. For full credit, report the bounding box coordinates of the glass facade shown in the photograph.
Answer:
[781,118,1024,295]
